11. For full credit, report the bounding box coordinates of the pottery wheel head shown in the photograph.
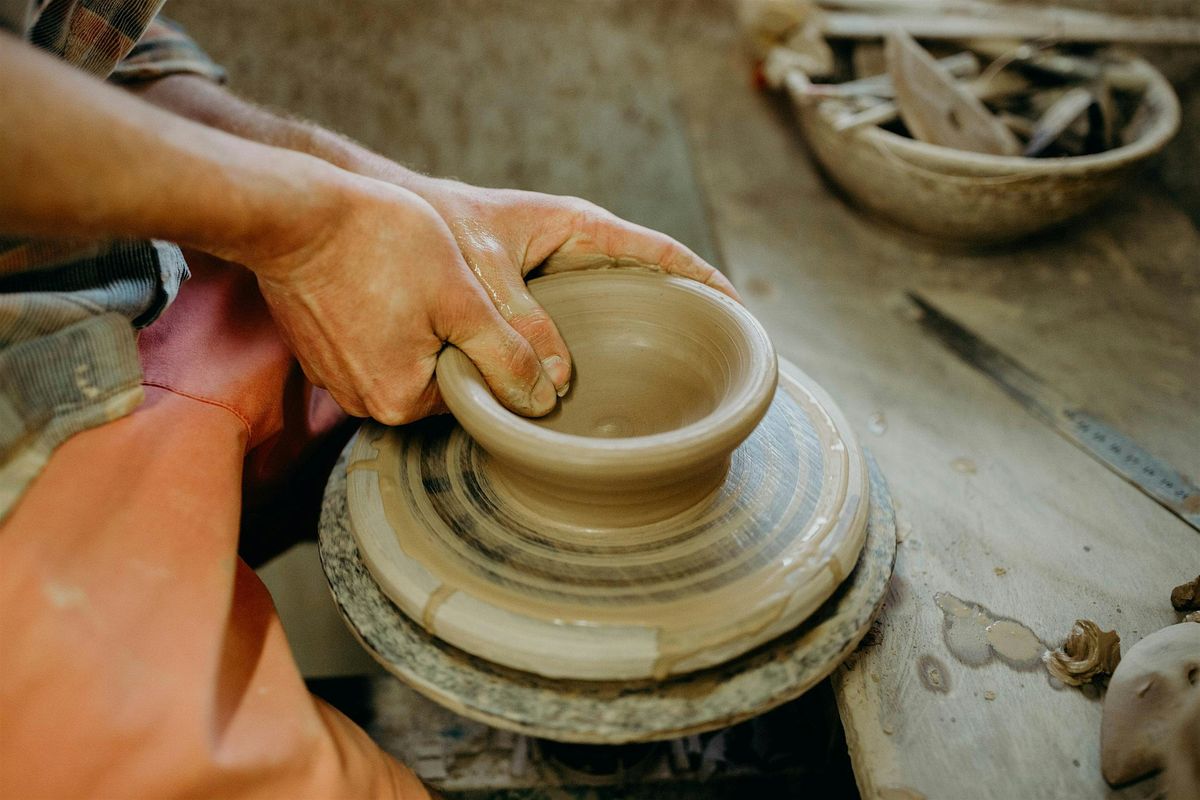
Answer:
[436,270,778,528]
[345,359,870,681]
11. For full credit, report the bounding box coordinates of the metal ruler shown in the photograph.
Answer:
[908,292,1200,533]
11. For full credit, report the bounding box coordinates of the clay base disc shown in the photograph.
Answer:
[318,448,896,743]
[345,361,871,680]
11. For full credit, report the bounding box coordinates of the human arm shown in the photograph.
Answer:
[132,74,741,393]
[0,33,558,422]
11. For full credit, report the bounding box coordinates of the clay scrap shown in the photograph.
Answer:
[1165,687,1200,800]
[1171,574,1200,612]
[1099,621,1200,786]
[1043,619,1121,688]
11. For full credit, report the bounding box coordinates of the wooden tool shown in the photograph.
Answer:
[886,29,1021,155]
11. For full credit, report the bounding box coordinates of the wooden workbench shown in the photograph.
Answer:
[173,1,1199,796]
[664,16,1200,800]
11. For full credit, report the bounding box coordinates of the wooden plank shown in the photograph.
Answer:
[907,293,1200,530]
[666,9,1200,798]
[818,10,1200,45]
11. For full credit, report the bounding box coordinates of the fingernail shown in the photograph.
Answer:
[540,356,571,391]
[530,370,557,414]
[556,380,570,398]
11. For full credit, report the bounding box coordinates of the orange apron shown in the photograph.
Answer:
[0,252,429,799]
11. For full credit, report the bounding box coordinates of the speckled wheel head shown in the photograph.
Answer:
[436,269,779,528]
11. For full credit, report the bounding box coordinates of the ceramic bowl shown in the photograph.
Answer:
[437,269,778,528]
[795,54,1180,243]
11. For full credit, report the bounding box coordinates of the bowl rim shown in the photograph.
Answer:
[436,269,779,478]
[820,54,1181,176]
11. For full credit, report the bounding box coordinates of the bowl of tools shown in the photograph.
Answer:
[764,30,1180,243]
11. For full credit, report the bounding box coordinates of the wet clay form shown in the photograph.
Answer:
[343,271,872,682]
[1100,621,1200,786]
[1171,574,1200,612]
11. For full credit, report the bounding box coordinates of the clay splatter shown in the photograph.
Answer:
[951,458,977,474]
[867,412,888,436]
[43,580,87,610]
[917,654,951,693]
[935,592,1047,671]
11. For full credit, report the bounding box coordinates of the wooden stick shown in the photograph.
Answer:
[818,10,1200,45]
[1023,86,1093,156]
[806,51,977,98]
[965,41,1152,92]
[833,68,1029,132]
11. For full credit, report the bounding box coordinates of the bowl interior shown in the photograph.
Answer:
[531,283,741,439]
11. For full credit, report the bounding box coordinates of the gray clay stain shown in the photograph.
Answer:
[935,592,1047,671]
[917,654,951,693]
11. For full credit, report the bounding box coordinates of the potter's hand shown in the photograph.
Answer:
[406,178,741,395]
[245,172,558,424]
[127,76,736,401]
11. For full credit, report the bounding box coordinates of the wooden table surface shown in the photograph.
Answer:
[664,15,1200,800]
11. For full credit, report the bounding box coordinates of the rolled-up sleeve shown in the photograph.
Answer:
[108,15,226,85]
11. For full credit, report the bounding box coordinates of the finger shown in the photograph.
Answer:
[436,281,558,417]
[471,257,572,395]
[543,210,742,302]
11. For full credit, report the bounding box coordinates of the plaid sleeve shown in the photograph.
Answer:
[107,14,225,85]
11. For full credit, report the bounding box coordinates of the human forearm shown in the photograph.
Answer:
[0,35,339,266]
[132,74,434,196]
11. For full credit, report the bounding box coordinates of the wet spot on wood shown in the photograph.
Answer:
[867,411,888,435]
[935,592,1048,671]
[918,654,951,693]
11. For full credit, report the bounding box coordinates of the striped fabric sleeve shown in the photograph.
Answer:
[108,14,225,84]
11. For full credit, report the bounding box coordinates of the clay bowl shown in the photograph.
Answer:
[436,269,778,529]
[794,54,1180,244]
